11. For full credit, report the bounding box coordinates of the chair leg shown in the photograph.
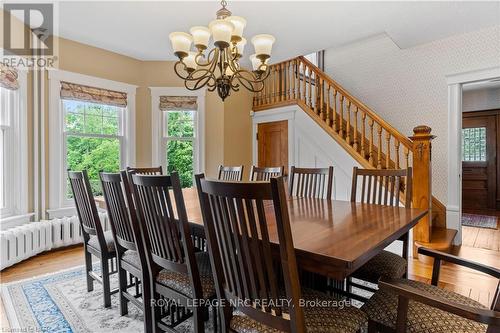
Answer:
[84,248,93,292]
[118,264,128,315]
[101,257,112,308]
[193,306,205,333]
[367,320,378,333]
[401,233,409,278]
[141,275,154,333]
[150,290,162,333]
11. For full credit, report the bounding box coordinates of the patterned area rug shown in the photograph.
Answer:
[1,265,213,333]
[2,265,372,332]
[462,213,498,229]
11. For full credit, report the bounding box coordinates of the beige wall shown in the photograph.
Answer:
[2,12,253,214]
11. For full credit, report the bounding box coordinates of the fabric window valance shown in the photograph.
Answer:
[0,64,19,91]
[60,81,127,107]
[159,96,197,111]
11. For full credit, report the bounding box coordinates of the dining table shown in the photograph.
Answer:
[179,187,428,281]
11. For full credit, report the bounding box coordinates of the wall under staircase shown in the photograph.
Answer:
[252,56,456,254]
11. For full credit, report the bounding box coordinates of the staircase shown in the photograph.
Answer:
[252,55,456,256]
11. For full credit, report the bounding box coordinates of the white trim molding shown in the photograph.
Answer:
[48,69,137,213]
[251,105,297,169]
[0,69,30,229]
[446,66,500,245]
[149,87,206,175]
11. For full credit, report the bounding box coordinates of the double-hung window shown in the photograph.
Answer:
[0,64,28,224]
[160,96,199,188]
[63,99,124,197]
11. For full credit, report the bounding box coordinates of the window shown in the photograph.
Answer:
[163,109,196,188]
[0,70,28,223]
[63,100,123,196]
[462,127,487,162]
[304,50,324,71]
[0,87,14,215]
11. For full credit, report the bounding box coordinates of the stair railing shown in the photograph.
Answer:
[253,55,435,244]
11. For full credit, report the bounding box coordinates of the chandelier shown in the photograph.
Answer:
[169,0,275,101]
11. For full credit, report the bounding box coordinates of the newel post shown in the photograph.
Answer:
[409,125,436,244]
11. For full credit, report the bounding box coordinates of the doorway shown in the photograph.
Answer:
[460,82,500,251]
[257,120,288,172]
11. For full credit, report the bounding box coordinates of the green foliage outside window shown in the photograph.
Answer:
[64,101,121,197]
[166,111,195,188]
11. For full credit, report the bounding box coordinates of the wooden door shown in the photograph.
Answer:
[462,113,497,210]
[257,121,288,173]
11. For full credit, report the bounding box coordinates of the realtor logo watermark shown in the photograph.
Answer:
[2,3,58,68]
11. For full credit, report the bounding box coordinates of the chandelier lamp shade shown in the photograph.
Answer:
[169,0,275,101]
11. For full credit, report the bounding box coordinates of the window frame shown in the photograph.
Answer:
[0,69,30,228]
[62,99,126,198]
[48,70,137,218]
[150,87,205,182]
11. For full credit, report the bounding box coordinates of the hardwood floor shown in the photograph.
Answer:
[462,209,500,251]
[1,243,499,330]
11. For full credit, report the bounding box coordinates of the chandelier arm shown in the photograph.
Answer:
[231,73,263,92]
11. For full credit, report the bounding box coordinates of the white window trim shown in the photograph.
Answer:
[150,87,205,176]
[0,69,30,229]
[48,70,137,218]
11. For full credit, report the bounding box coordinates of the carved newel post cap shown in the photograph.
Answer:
[413,125,432,135]
[411,125,436,140]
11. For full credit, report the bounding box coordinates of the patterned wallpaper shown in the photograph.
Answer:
[323,26,500,204]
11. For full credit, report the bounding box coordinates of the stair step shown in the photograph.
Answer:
[415,227,458,264]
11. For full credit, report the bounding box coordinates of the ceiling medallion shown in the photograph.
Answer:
[169,0,275,101]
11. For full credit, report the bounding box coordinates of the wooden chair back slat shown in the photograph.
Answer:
[127,166,163,175]
[100,172,137,250]
[196,175,306,332]
[351,167,413,207]
[250,166,285,181]
[68,170,106,244]
[218,165,244,181]
[288,166,334,199]
[132,173,200,277]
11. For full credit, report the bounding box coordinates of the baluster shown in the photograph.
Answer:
[297,61,301,100]
[302,63,307,104]
[404,146,410,169]
[361,111,366,158]
[308,67,313,108]
[395,140,400,169]
[280,62,285,101]
[274,65,279,103]
[346,100,351,144]
[385,132,391,169]
[339,95,344,138]
[291,60,296,100]
[265,74,270,104]
[326,85,331,126]
[353,106,359,151]
[319,77,324,118]
[332,90,337,132]
[377,124,383,169]
[369,119,375,166]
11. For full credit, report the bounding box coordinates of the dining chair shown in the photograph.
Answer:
[363,247,500,333]
[195,174,367,333]
[126,166,163,175]
[131,172,216,332]
[249,165,284,181]
[288,166,334,199]
[349,167,413,290]
[217,165,244,181]
[68,170,117,308]
[99,172,152,331]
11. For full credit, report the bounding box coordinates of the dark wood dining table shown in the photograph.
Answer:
[180,188,428,281]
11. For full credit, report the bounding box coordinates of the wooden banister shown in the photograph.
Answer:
[253,56,440,246]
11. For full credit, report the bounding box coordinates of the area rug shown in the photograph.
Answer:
[2,265,371,332]
[462,213,498,229]
[1,265,212,333]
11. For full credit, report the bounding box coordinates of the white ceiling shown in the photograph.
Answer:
[55,1,500,62]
